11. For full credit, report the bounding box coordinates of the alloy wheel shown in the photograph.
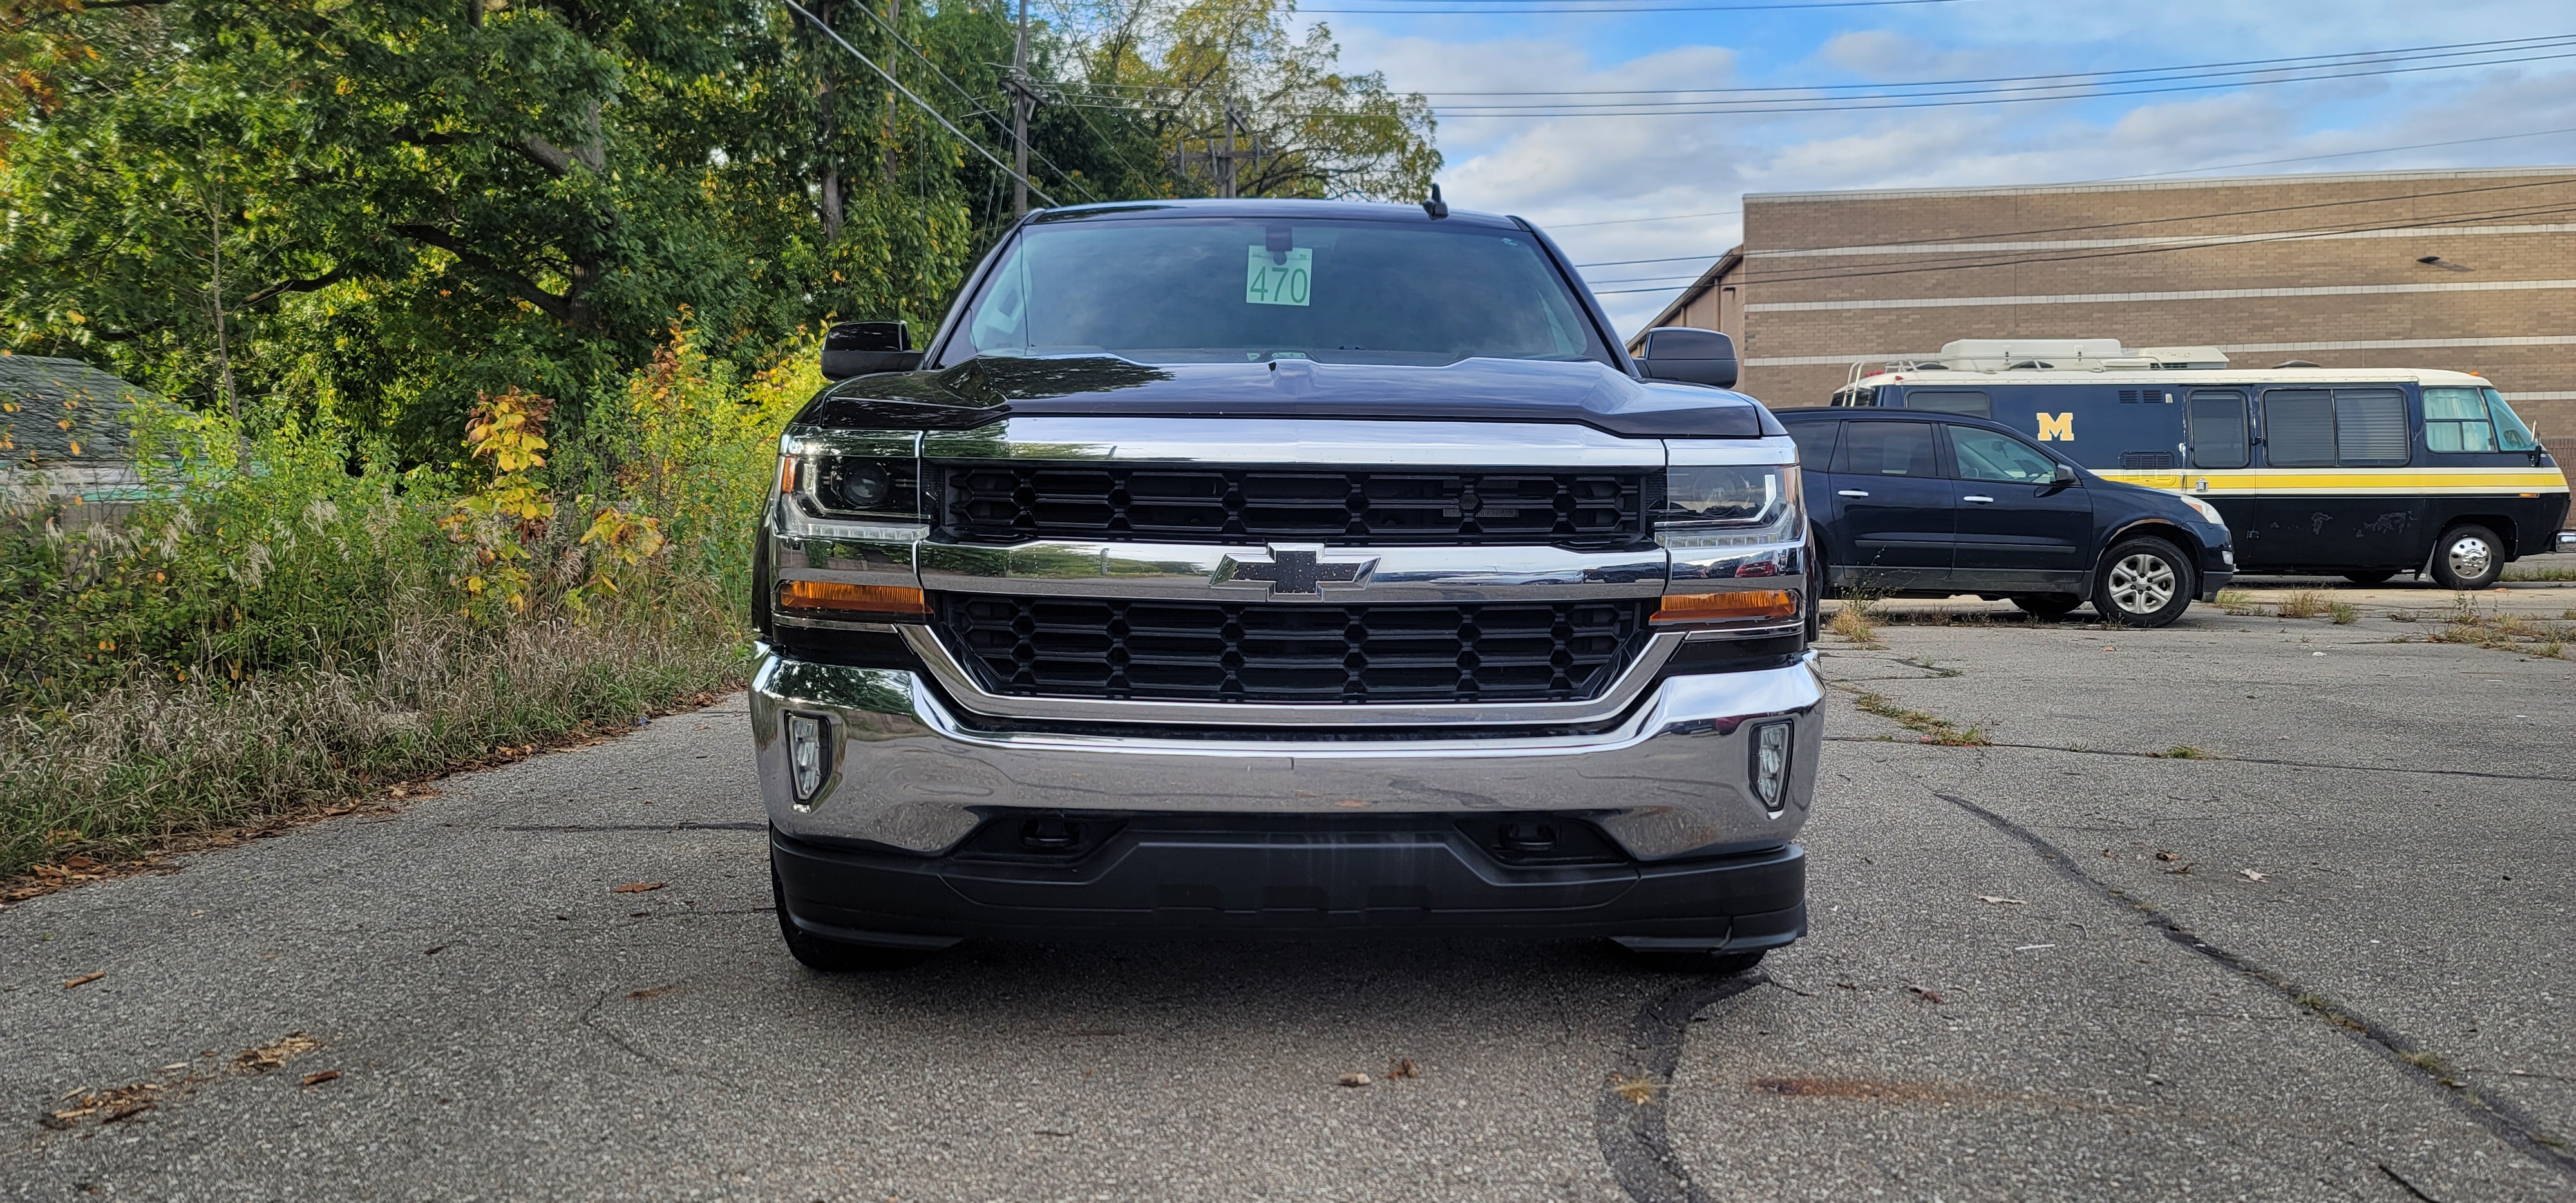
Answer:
[2107,553,2177,614]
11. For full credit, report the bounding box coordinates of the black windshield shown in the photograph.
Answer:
[940,216,1607,368]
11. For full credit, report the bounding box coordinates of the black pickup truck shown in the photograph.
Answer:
[751,198,1822,972]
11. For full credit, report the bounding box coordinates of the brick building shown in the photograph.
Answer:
[1629,166,2576,439]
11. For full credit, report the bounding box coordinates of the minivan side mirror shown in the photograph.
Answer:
[1635,327,1738,389]
[821,320,922,379]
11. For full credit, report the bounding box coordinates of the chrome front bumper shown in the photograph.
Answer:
[752,652,1823,862]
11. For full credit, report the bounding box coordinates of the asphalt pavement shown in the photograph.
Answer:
[3,594,2570,1201]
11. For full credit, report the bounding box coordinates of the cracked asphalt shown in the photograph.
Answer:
[3,595,2571,1201]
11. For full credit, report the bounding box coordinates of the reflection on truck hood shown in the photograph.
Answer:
[797,355,1778,439]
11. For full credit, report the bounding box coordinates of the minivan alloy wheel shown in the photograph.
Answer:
[2107,553,2177,614]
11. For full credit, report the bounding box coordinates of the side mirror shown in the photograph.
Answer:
[821,320,922,380]
[1635,327,1738,389]
[2052,462,2078,485]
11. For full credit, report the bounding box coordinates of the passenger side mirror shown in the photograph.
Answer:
[821,320,922,380]
[2051,462,2078,485]
[1636,327,1738,389]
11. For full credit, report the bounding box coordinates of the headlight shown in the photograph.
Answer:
[799,453,921,520]
[1654,464,1802,549]
[2179,495,2225,526]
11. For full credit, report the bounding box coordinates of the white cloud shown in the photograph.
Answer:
[1320,5,2576,330]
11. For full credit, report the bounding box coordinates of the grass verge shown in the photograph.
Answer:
[1,593,750,884]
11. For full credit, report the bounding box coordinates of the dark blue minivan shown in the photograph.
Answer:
[1781,409,2235,627]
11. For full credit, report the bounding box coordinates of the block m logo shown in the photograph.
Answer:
[2036,412,2075,441]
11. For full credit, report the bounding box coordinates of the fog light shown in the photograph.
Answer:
[1750,721,1792,811]
[786,713,829,804]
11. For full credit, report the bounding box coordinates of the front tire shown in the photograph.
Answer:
[2429,525,2505,591]
[772,862,933,972]
[2092,537,2195,627]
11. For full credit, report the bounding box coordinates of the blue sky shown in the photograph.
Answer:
[1286,0,2576,332]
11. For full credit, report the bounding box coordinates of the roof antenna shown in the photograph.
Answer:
[1422,184,1448,220]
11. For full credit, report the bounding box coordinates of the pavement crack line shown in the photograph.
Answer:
[1826,737,2573,784]
[1932,790,2576,1184]
[1595,971,1768,1203]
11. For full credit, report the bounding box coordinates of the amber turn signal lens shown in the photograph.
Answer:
[1651,590,1797,624]
[776,455,799,493]
[777,581,929,616]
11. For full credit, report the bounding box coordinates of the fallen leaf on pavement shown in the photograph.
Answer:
[2155,851,2181,862]
[1607,1074,1662,1104]
[2240,869,2266,881]
[62,972,104,989]
[628,986,673,1000]
[1908,985,1946,1004]
[1336,1073,1370,1088]
[611,882,665,894]
[300,1070,339,1087]
[1387,1057,1421,1079]
[1975,895,2027,905]
[235,1032,321,1073]
[2164,863,2193,875]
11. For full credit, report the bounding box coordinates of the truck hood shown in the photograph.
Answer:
[797,355,1778,440]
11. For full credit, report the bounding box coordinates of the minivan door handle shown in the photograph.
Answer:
[1962,495,1995,504]
[1836,489,1870,498]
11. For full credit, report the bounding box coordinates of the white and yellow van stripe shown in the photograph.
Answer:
[2094,467,2571,497]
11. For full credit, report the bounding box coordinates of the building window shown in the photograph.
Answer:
[2187,390,2248,469]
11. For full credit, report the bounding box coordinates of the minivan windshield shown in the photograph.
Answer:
[943,216,1605,368]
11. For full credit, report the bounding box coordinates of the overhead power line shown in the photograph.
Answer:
[780,0,1058,207]
[1428,40,2576,115]
[1557,124,2576,244]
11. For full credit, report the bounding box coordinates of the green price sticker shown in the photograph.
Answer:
[1245,246,1312,307]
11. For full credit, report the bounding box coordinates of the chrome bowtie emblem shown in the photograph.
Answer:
[1213,544,1379,598]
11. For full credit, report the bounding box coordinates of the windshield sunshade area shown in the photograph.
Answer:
[949,218,1602,367]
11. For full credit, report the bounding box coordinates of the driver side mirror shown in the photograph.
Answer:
[1635,327,1738,389]
[821,320,922,380]
[2051,462,2078,485]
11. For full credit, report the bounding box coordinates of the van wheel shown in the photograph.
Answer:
[2010,594,2083,620]
[2092,537,2195,627]
[2342,570,2396,585]
[2429,525,2504,591]
[773,863,933,972]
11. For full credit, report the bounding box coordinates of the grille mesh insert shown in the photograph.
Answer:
[936,463,1650,547]
[935,595,1652,704]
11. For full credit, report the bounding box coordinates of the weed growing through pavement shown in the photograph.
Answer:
[2327,602,2360,625]
[2422,594,2575,658]
[2146,745,2210,759]
[2215,588,2262,616]
[2277,591,2329,619]
[1836,685,1991,746]
[1826,592,1884,647]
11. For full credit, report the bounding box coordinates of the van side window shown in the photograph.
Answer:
[2424,387,2497,452]
[1905,390,1992,419]
[2186,390,2248,469]
[1832,421,1939,477]
[2261,389,2337,467]
[1785,422,1839,470]
[2334,389,2409,465]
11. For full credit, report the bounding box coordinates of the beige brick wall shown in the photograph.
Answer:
[1696,167,2576,440]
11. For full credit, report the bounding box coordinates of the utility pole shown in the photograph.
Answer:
[1010,0,1030,216]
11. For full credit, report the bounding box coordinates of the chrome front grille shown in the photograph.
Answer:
[934,462,1651,548]
[933,594,1652,705]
